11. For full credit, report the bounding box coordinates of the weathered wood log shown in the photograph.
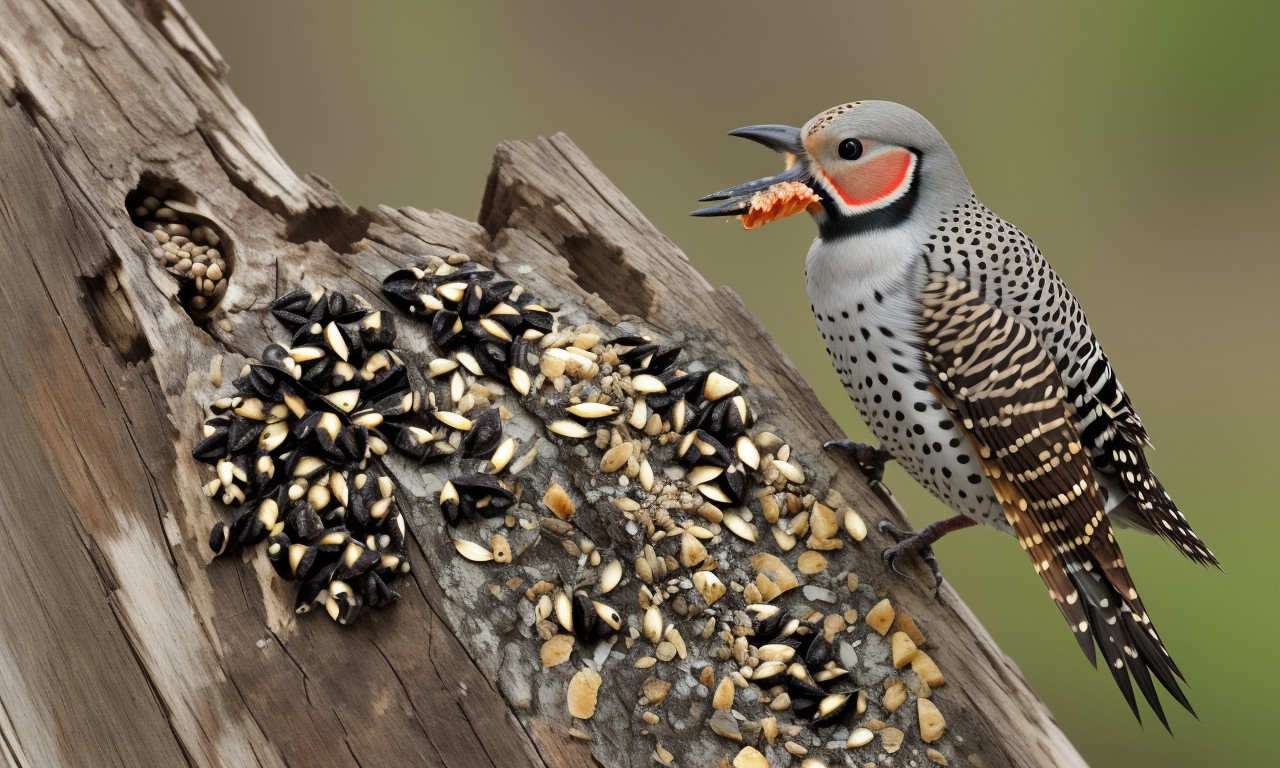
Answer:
[0,2,1087,767]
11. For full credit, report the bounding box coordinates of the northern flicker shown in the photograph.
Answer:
[694,100,1216,727]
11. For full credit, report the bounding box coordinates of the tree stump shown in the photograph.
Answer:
[0,1,1086,766]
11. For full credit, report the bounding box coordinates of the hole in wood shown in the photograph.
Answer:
[126,175,234,318]
[561,234,655,319]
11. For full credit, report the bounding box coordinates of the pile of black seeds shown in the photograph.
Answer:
[381,260,552,396]
[132,195,230,313]
[746,605,864,725]
[194,285,414,624]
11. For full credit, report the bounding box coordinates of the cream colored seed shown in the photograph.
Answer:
[453,539,494,562]
[548,419,591,438]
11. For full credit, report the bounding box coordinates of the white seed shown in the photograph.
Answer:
[259,421,289,451]
[631,374,666,394]
[326,389,360,412]
[293,455,326,478]
[756,644,796,662]
[698,483,731,504]
[593,601,622,631]
[548,419,591,438]
[556,591,574,632]
[428,358,459,377]
[600,559,623,593]
[686,465,724,486]
[490,437,516,473]
[844,508,868,541]
[773,459,805,484]
[450,371,465,403]
[435,411,473,430]
[692,571,726,605]
[453,539,495,562]
[735,435,760,470]
[567,402,619,419]
[324,322,349,361]
[847,727,874,748]
[703,371,739,401]
[479,317,512,342]
[723,512,757,543]
[643,605,664,643]
[509,366,531,396]
[600,442,633,473]
[436,281,467,303]
[456,350,483,376]
[638,458,655,492]
[671,399,688,433]
[629,397,648,429]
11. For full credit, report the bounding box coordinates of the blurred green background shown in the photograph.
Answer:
[185,1,1277,764]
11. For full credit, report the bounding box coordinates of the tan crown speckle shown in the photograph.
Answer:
[806,102,861,137]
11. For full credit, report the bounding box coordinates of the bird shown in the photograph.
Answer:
[693,100,1216,728]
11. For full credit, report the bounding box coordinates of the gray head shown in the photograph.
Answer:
[695,100,972,240]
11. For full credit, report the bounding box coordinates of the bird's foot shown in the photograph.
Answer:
[823,439,894,485]
[877,515,978,591]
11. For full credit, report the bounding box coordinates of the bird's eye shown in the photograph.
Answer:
[837,138,863,161]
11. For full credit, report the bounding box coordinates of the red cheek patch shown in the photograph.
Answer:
[822,148,914,209]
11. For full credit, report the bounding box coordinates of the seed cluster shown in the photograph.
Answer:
[194,285,412,624]
[132,194,230,312]
[188,243,957,761]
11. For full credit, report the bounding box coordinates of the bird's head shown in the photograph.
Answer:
[694,101,970,239]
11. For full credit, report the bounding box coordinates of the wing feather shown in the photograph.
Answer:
[921,274,1192,727]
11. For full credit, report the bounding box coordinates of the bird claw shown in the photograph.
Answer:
[823,440,894,485]
[878,520,946,591]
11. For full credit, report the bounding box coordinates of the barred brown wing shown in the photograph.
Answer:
[919,274,1192,727]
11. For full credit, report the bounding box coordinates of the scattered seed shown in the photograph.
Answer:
[631,374,666,393]
[713,676,736,710]
[865,598,895,635]
[686,465,724,486]
[692,571,726,606]
[600,559,623,593]
[679,532,708,568]
[600,442,633,473]
[883,681,907,713]
[643,606,663,643]
[918,698,946,742]
[735,435,760,470]
[843,507,868,541]
[847,727,874,748]
[543,482,575,520]
[703,371,739,401]
[773,459,805,484]
[722,512,758,543]
[490,437,516,473]
[454,538,494,562]
[891,631,919,669]
[492,534,512,564]
[796,550,828,575]
[548,419,591,438]
[732,746,768,768]
[912,651,947,688]
[567,667,602,719]
[882,726,905,754]
[541,634,574,667]
[566,402,619,419]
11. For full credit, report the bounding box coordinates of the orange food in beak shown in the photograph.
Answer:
[740,181,822,230]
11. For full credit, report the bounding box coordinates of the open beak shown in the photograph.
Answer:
[692,125,822,228]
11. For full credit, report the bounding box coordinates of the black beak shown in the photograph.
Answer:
[692,124,814,218]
